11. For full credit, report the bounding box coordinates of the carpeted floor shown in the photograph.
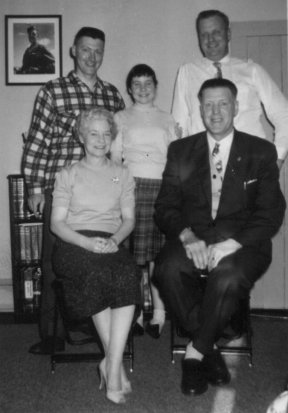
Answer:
[0,316,288,413]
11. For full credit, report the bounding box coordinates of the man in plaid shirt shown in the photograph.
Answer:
[22,26,125,355]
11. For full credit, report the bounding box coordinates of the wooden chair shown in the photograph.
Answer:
[51,279,134,373]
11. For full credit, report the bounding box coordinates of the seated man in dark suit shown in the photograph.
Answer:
[154,78,286,396]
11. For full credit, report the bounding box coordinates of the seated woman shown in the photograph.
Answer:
[51,107,141,405]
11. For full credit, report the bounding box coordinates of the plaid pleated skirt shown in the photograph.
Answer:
[132,177,165,266]
[52,231,141,320]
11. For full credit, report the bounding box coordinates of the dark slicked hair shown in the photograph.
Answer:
[126,64,158,100]
[196,10,230,34]
[27,25,38,34]
[73,27,105,45]
[198,78,238,100]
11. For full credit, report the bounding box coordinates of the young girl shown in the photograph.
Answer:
[111,64,179,338]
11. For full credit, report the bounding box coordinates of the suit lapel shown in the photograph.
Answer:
[194,133,212,209]
[217,131,246,217]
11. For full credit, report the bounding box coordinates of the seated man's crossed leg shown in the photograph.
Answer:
[155,239,270,395]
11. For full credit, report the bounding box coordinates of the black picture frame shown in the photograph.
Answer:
[5,15,62,85]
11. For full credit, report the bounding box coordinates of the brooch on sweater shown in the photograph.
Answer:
[112,176,120,183]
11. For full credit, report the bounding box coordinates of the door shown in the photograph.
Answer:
[231,20,288,309]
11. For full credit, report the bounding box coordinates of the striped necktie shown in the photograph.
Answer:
[213,61,222,78]
[212,142,223,175]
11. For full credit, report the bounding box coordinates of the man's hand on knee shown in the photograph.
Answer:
[179,227,208,269]
[207,239,242,270]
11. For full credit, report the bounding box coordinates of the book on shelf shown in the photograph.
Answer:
[37,224,43,258]
[32,267,42,309]
[22,267,34,312]
[24,225,32,262]
[30,225,39,261]
[19,224,26,261]
[18,222,43,263]
[9,176,26,219]
[21,266,42,312]
[9,175,43,220]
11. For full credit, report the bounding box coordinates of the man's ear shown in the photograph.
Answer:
[70,45,76,58]
[227,27,231,42]
[234,100,239,117]
[200,104,204,120]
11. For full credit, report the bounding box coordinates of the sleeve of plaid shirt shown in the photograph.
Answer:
[22,86,56,196]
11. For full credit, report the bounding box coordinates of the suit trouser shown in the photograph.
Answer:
[154,239,271,355]
[38,190,65,340]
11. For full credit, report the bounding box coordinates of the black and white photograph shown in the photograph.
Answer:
[0,2,288,413]
[5,15,62,85]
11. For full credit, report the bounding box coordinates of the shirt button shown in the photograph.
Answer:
[213,174,217,179]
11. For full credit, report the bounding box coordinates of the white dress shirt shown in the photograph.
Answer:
[172,55,288,160]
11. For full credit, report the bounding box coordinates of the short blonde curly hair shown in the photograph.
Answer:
[76,107,117,141]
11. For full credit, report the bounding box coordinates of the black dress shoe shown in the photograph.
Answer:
[132,323,144,336]
[181,359,208,396]
[29,337,65,355]
[145,323,161,339]
[202,349,231,385]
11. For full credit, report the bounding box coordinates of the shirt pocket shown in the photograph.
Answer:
[55,110,79,139]
[50,111,82,156]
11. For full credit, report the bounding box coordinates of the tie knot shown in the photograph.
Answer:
[213,61,222,78]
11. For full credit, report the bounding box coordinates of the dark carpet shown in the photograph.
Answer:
[0,317,288,413]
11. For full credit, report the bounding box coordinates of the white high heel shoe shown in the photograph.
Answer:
[98,359,126,404]
[121,365,132,394]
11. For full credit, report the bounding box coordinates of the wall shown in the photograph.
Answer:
[0,0,286,310]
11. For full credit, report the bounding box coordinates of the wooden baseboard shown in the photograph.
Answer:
[251,309,288,319]
[0,312,15,323]
[1,309,288,325]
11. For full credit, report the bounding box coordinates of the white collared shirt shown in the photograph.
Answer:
[172,55,288,160]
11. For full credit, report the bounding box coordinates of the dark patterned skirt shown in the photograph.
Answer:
[132,177,165,266]
[52,231,141,320]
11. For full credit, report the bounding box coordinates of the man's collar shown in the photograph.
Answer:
[202,54,230,66]
[207,130,234,151]
[69,71,103,88]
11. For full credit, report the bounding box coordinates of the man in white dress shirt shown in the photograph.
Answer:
[172,9,288,168]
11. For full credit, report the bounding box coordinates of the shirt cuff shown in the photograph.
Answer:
[275,145,287,161]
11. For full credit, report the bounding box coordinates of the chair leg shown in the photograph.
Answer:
[217,297,253,366]
[51,301,59,374]
[124,328,134,372]
[51,280,136,373]
[170,297,253,367]
[170,318,176,363]
[52,291,135,372]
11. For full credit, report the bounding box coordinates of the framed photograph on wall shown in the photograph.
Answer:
[5,15,62,85]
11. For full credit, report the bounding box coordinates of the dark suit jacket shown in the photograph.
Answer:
[155,129,286,255]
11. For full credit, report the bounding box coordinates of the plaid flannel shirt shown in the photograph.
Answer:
[22,71,125,195]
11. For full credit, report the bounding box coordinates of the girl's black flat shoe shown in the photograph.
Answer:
[145,323,161,339]
[132,322,144,336]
